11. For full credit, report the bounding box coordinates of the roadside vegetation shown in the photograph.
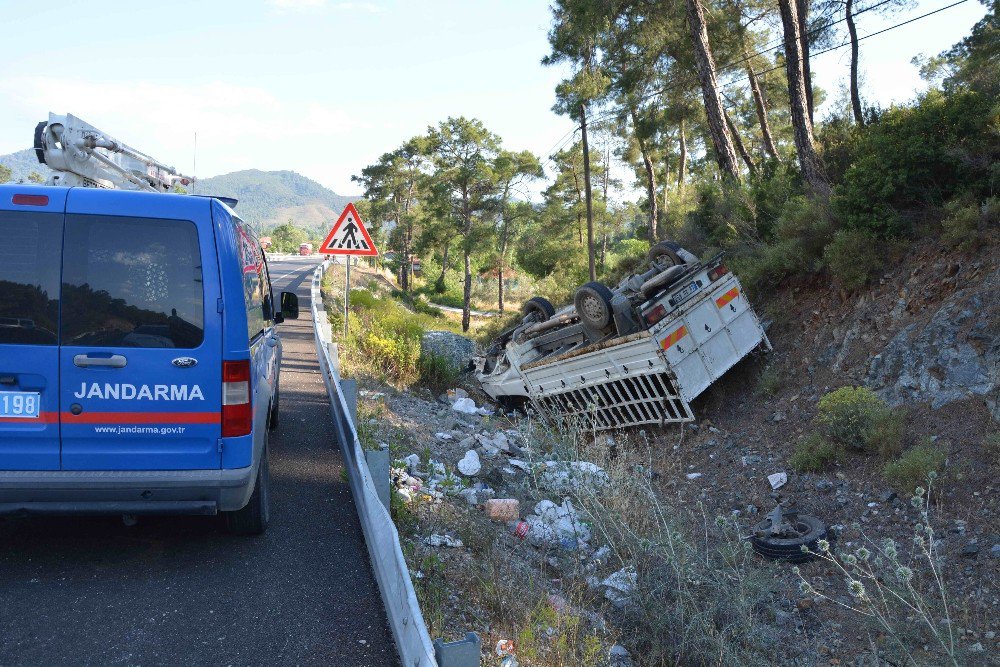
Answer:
[321,267,464,392]
[345,2,996,334]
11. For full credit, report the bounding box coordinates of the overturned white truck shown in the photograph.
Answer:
[474,242,771,430]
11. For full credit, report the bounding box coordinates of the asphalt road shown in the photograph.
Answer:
[0,255,395,666]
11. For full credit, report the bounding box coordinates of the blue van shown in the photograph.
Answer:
[0,185,298,534]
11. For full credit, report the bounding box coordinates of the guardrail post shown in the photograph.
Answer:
[341,377,358,426]
[327,342,340,377]
[434,632,481,667]
[365,444,391,513]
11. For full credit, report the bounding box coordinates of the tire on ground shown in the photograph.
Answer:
[522,296,555,322]
[648,240,684,266]
[574,281,615,330]
[750,514,827,563]
[225,443,271,535]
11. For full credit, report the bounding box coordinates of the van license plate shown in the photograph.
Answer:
[0,391,41,419]
[669,282,699,307]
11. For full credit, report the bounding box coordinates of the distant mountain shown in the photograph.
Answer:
[0,150,357,232]
[0,148,52,183]
[193,169,357,231]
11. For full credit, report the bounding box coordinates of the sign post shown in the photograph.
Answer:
[319,202,378,339]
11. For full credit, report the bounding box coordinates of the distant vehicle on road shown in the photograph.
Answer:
[299,243,313,256]
[0,113,303,534]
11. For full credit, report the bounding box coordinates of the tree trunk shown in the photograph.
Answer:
[437,242,449,292]
[580,103,597,282]
[629,107,658,243]
[677,119,687,191]
[846,0,865,126]
[746,61,779,158]
[725,108,758,175]
[497,264,504,313]
[779,0,830,195]
[398,214,409,292]
[684,0,741,180]
[462,247,471,332]
[796,0,814,125]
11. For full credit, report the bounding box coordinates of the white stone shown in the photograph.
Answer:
[425,533,463,548]
[767,472,788,490]
[457,450,482,477]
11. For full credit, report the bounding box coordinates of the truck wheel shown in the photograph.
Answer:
[225,443,271,536]
[574,282,614,330]
[522,296,555,322]
[267,387,279,431]
[750,514,826,563]
[648,241,684,266]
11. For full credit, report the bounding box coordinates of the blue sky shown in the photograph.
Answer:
[0,0,987,197]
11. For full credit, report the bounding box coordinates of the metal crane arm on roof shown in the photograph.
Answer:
[33,113,195,192]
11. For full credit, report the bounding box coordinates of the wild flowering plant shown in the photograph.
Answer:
[793,474,963,666]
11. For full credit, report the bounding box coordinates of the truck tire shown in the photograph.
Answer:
[574,282,615,330]
[225,443,271,535]
[522,296,555,322]
[648,241,684,266]
[750,514,826,563]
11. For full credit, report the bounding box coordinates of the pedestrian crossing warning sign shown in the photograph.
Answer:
[319,203,378,256]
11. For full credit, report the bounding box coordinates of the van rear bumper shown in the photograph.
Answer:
[0,467,255,515]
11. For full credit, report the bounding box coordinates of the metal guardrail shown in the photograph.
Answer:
[309,262,441,667]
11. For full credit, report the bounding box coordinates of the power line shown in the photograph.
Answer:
[583,0,968,129]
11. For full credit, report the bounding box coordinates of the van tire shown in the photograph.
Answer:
[225,443,271,535]
[267,387,279,430]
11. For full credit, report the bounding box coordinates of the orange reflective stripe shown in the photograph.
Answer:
[660,325,688,350]
[715,287,740,308]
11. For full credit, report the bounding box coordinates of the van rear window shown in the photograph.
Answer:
[61,215,205,348]
[0,211,62,345]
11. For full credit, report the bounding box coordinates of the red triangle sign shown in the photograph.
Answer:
[319,203,378,256]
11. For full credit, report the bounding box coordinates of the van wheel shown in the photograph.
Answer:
[267,387,279,430]
[225,443,271,535]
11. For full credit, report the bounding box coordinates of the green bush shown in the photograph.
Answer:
[816,387,903,457]
[755,366,782,396]
[417,350,460,394]
[833,89,999,238]
[941,196,998,251]
[790,434,840,472]
[348,288,379,310]
[883,441,948,494]
[823,228,883,291]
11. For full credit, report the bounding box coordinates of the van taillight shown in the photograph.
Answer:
[708,264,729,282]
[222,360,252,437]
[644,303,667,326]
[12,194,49,206]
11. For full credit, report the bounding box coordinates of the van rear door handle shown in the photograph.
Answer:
[74,354,127,368]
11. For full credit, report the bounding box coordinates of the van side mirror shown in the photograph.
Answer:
[280,291,299,319]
